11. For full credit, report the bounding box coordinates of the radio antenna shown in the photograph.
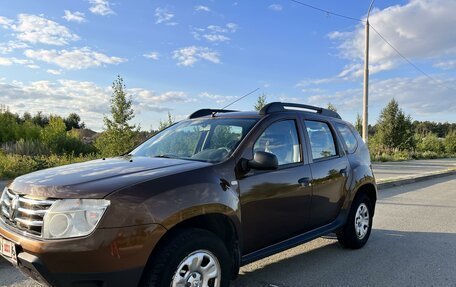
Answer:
[220,87,260,110]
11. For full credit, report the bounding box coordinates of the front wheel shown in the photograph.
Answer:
[337,194,373,249]
[141,228,231,287]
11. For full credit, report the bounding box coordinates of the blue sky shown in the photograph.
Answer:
[0,0,455,131]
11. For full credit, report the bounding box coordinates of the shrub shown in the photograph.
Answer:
[0,153,99,180]
[416,133,444,153]
[444,131,456,154]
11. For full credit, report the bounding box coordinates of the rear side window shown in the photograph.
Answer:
[305,121,337,160]
[335,123,358,153]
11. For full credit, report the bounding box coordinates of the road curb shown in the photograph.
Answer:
[377,169,456,190]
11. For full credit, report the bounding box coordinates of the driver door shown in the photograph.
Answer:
[239,118,313,254]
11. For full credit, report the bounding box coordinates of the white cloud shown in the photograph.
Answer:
[0,79,190,130]
[24,47,126,70]
[298,76,456,121]
[0,56,34,66]
[154,8,176,25]
[129,89,193,112]
[329,0,456,78]
[143,51,159,60]
[12,14,80,46]
[199,92,235,104]
[0,16,13,28]
[46,69,62,75]
[89,0,115,16]
[63,10,87,23]
[434,59,456,70]
[194,5,210,12]
[268,4,283,11]
[193,23,238,43]
[207,23,238,33]
[173,46,220,67]
[0,79,110,129]
[0,57,12,66]
[0,41,28,54]
[202,34,230,42]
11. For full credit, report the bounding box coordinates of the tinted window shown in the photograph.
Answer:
[305,121,337,160]
[254,120,301,166]
[335,123,358,153]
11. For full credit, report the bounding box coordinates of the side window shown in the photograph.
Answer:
[253,120,301,166]
[335,123,358,153]
[305,120,337,160]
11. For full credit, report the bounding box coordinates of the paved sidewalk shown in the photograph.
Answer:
[372,158,456,182]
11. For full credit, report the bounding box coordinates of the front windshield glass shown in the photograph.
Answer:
[131,118,258,162]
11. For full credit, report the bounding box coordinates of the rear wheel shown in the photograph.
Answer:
[141,228,231,287]
[337,194,373,249]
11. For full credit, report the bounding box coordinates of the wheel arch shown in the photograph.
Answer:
[353,183,377,215]
[141,212,241,282]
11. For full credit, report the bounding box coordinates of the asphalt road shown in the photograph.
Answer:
[1,172,456,286]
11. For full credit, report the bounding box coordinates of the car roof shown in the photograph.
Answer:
[188,102,343,121]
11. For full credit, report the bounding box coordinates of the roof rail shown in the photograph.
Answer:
[188,109,238,119]
[259,102,341,119]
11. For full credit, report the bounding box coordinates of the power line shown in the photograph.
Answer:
[370,25,456,91]
[290,0,364,23]
[289,0,456,92]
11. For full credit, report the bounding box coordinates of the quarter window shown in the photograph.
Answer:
[305,121,337,160]
[335,123,358,153]
[253,120,301,166]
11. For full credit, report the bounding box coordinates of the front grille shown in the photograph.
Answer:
[0,188,55,237]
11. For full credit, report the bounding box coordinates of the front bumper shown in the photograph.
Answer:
[0,221,167,287]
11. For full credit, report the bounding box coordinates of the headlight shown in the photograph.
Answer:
[42,199,110,239]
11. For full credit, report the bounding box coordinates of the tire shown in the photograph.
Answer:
[337,194,373,249]
[141,228,231,287]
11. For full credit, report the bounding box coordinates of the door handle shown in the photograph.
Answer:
[340,167,348,177]
[298,177,312,188]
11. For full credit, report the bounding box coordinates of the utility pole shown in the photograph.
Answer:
[363,0,375,143]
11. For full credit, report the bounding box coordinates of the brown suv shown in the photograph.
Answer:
[0,102,377,287]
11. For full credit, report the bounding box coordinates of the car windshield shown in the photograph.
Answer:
[131,118,258,162]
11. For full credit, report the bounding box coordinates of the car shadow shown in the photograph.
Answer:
[231,229,456,287]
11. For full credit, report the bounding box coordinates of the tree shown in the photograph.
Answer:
[95,76,139,157]
[373,99,414,151]
[32,111,49,127]
[327,103,337,112]
[354,113,362,135]
[254,94,267,111]
[40,116,67,153]
[64,113,85,131]
[158,111,175,131]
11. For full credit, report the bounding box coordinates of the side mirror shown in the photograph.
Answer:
[248,151,278,170]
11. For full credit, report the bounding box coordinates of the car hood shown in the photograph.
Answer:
[7,156,210,199]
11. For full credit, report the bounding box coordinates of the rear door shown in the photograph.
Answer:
[303,119,350,228]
